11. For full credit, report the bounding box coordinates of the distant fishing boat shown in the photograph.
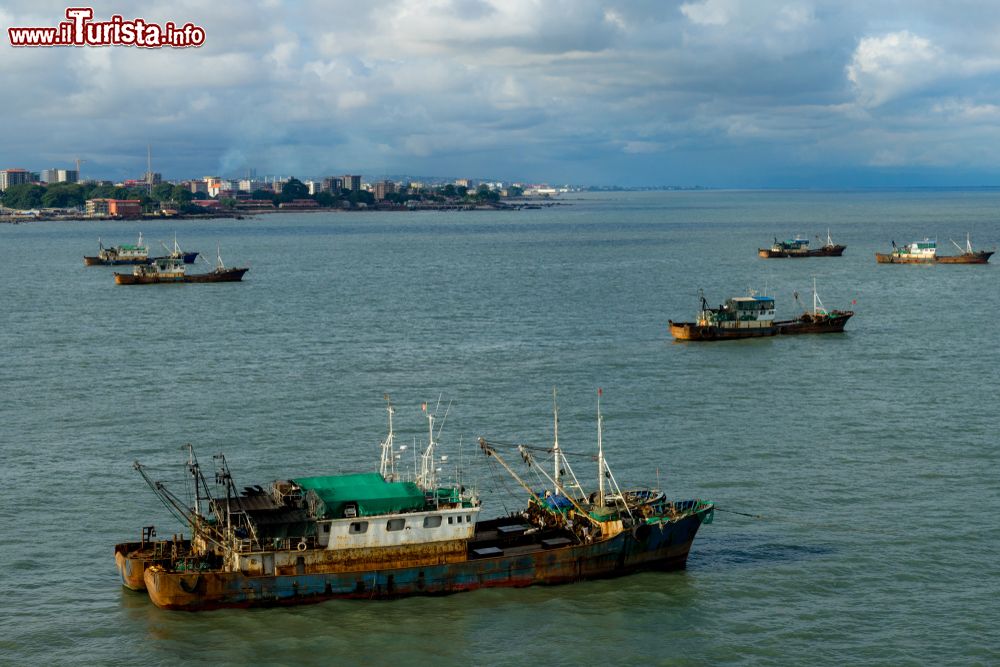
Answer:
[759,231,846,258]
[875,235,993,264]
[83,233,149,266]
[114,246,247,284]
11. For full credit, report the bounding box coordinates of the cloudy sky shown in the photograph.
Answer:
[3,0,1000,186]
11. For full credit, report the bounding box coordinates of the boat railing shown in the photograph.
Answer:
[230,535,319,554]
[656,499,715,521]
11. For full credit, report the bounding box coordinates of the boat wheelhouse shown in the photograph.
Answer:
[669,292,777,341]
[875,239,936,264]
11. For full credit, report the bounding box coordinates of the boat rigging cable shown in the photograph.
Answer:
[478,438,601,460]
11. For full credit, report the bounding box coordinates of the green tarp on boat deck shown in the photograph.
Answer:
[295,473,426,519]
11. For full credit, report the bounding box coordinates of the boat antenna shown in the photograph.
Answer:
[552,387,560,486]
[597,388,605,509]
[435,399,452,442]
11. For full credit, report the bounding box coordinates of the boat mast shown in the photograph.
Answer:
[379,394,396,480]
[552,387,560,487]
[420,402,436,490]
[187,443,201,517]
[597,388,605,509]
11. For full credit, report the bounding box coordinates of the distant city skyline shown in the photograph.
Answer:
[4,1,1000,187]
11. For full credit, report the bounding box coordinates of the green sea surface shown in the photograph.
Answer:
[1,190,998,666]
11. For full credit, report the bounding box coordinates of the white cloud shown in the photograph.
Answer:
[680,0,735,26]
[846,31,943,107]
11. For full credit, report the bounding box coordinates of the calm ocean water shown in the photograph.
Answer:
[1,190,998,666]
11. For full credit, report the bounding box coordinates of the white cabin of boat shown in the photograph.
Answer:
[698,295,775,330]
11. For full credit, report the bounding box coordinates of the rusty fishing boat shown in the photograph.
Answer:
[115,395,714,610]
[114,247,247,285]
[669,291,778,341]
[875,235,994,264]
[776,279,854,334]
[84,233,149,266]
[758,231,846,258]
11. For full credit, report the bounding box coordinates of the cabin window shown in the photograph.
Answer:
[349,521,369,534]
[456,515,463,524]
[467,515,472,523]
[322,524,330,533]
[423,515,442,529]
[387,518,405,531]
[448,517,454,524]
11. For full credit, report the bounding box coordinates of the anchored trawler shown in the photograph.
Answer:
[875,235,993,264]
[759,231,846,258]
[115,395,714,610]
[114,246,247,284]
[669,285,853,341]
[84,233,149,266]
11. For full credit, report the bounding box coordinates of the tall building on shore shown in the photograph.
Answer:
[0,168,32,191]
[344,175,361,192]
[42,168,80,184]
[373,180,396,200]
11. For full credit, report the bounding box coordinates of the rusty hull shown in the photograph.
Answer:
[934,251,994,264]
[114,267,248,285]
[758,245,846,258]
[142,510,711,610]
[776,311,853,334]
[114,538,192,591]
[668,321,777,342]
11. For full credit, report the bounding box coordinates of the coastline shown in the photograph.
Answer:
[0,199,563,224]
